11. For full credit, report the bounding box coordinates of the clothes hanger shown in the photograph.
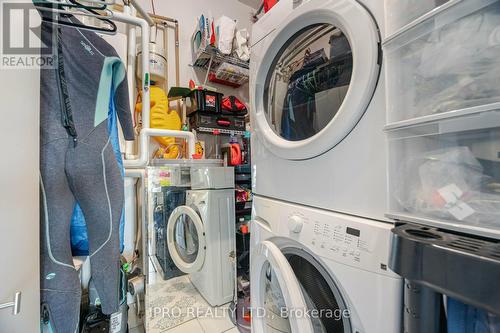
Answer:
[71,0,116,5]
[35,0,116,7]
[34,1,117,35]
[34,0,107,11]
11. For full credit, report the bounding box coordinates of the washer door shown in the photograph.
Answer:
[251,241,315,333]
[282,247,353,333]
[166,205,206,273]
[252,0,380,160]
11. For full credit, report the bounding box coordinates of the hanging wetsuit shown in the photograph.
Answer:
[39,19,134,333]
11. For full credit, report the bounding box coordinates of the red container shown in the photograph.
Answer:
[264,0,278,13]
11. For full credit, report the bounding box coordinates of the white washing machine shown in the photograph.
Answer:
[166,167,236,306]
[250,196,402,333]
[250,0,388,221]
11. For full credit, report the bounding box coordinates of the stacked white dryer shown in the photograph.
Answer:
[249,0,403,332]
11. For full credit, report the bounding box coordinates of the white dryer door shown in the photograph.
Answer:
[166,205,206,274]
[251,241,315,333]
[252,0,380,160]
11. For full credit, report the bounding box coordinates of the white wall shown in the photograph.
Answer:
[0,47,40,333]
[135,0,255,104]
[238,0,261,10]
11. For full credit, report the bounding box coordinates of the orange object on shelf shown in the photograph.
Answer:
[230,143,242,166]
[192,153,203,159]
[240,224,249,234]
[264,0,278,12]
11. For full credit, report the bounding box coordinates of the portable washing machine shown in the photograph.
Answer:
[147,160,222,280]
[166,167,236,306]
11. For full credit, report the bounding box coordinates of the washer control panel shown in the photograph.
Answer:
[287,215,304,233]
[309,218,370,264]
[277,207,394,275]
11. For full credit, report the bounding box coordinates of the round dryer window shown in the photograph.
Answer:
[167,206,206,273]
[174,213,199,263]
[252,0,380,159]
[264,24,353,142]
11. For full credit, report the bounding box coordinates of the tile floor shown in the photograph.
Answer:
[129,303,146,333]
[146,273,238,333]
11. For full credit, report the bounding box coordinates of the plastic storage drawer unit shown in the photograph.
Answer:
[384,0,500,124]
[384,0,449,37]
[387,110,500,239]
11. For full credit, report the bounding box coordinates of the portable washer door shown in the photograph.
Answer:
[166,205,206,273]
[251,0,381,160]
[251,240,315,333]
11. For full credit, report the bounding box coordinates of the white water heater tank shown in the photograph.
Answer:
[136,42,167,84]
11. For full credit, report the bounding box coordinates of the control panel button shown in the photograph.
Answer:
[287,215,304,233]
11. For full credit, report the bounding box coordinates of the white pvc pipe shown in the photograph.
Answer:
[122,177,137,261]
[113,11,151,129]
[124,5,137,158]
[130,0,155,27]
[123,128,196,168]
[124,169,147,275]
[113,11,196,168]
[124,168,145,179]
[124,5,137,113]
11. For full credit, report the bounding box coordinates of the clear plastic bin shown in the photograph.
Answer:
[388,110,500,238]
[384,0,450,37]
[384,0,500,124]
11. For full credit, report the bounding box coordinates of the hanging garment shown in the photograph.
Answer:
[447,297,500,333]
[39,19,134,333]
[280,49,352,141]
[280,51,327,141]
[70,89,127,256]
[280,85,317,141]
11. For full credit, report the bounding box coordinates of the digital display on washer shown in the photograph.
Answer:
[346,227,360,237]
